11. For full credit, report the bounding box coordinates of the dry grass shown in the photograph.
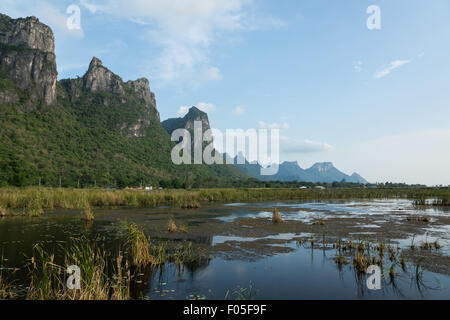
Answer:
[83,205,94,221]
[0,205,8,217]
[125,224,153,268]
[168,219,178,233]
[272,209,283,224]
[167,220,188,233]
[0,274,16,299]
[1,187,449,215]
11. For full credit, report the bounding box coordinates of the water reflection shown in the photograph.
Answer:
[0,200,449,300]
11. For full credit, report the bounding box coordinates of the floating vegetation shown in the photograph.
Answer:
[225,281,255,300]
[272,209,283,224]
[407,216,430,223]
[419,235,442,251]
[312,219,326,226]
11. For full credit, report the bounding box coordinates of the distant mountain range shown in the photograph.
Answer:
[235,159,368,184]
[161,106,369,184]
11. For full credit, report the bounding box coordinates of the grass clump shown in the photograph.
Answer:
[168,219,178,233]
[407,216,430,223]
[83,205,94,221]
[125,223,152,269]
[272,209,283,224]
[27,239,131,300]
[167,220,188,233]
[0,205,8,217]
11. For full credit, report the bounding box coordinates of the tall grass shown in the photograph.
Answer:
[1,187,449,215]
[0,258,17,299]
[125,224,153,268]
[27,239,131,300]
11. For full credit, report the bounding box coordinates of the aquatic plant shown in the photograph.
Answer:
[406,216,430,223]
[226,281,254,300]
[83,205,94,221]
[0,205,8,217]
[312,219,325,226]
[272,209,283,224]
[168,219,178,233]
[27,239,131,300]
[1,186,449,215]
[125,224,153,268]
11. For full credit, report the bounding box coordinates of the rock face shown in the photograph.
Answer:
[83,57,124,96]
[59,56,161,137]
[162,106,212,140]
[0,14,57,106]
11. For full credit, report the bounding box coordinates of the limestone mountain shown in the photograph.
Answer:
[0,14,57,107]
[236,160,368,184]
[0,13,247,187]
[162,106,212,144]
[162,107,248,179]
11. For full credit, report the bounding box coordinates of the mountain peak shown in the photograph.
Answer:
[83,56,124,95]
[187,106,206,117]
[311,162,334,171]
[282,161,301,168]
[88,57,103,69]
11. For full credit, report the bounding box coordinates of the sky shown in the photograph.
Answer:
[1,0,450,185]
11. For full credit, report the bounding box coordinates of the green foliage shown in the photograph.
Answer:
[0,81,244,187]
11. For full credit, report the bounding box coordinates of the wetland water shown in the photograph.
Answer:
[1,199,449,299]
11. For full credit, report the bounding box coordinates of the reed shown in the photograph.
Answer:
[168,219,178,233]
[272,209,283,224]
[27,239,131,300]
[1,187,449,214]
[0,259,17,300]
[0,205,8,217]
[125,224,153,268]
[83,205,94,221]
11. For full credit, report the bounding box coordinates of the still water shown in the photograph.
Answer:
[1,199,449,299]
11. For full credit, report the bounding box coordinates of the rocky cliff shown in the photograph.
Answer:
[162,106,212,143]
[0,12,247,187]
[60,57,160,137]
[0,14,57,106]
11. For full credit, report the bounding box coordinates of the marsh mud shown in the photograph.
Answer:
[1,199,449,299]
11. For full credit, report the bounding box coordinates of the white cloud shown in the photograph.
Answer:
[78,0,284,84]
[79,0,107,14]
[280,136,334,154]
[233,106,245,116]
[258,121,290,130]
[354,61,362,72]
[0,0,84,38]
[374,59,412,79]
[176,102,216,117]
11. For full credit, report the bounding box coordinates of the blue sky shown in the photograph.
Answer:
[2,0,450,185]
